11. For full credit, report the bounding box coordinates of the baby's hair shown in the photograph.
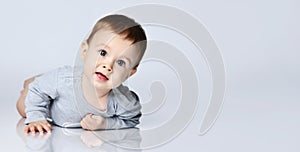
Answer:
[87,14,147,69]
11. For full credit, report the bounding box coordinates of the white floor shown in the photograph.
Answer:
[1,90,299,152]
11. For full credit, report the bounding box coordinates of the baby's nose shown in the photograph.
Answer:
[102,65,112,72]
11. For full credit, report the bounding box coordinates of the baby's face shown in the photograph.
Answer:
[81,29,141,90]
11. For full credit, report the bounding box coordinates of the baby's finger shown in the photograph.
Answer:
[91,115,100,120]
[83,121,91,130]
[85,114,94,124]
[36,125,44,134]
[24,126,30,134]
[81,120,86,129]
[85,113,92,119]
[30,126,36,134]
[41,123,51,133]
[82,115,91,124]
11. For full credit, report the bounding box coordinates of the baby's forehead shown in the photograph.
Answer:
[92,30,139,51]
[93,30,141,50]
[91,29,133,44]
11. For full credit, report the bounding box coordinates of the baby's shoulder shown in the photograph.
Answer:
[43,66,77,90]
[115,84,139,100]
[111,84,140,106]
[57,65,75,77]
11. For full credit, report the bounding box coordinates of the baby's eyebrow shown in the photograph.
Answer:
[96,43,111,50]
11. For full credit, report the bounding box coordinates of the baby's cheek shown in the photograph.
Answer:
[111,74,126,87]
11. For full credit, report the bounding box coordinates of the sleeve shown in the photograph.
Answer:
[24,68,59,124]
[105,88,142,129]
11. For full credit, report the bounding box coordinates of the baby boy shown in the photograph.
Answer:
[16,14,147,134]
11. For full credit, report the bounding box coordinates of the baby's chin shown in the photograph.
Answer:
[91,80,112,90]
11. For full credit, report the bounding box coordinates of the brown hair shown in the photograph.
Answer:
[87,14,147,68]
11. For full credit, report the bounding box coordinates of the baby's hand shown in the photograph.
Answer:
[81,114,106,130]
[24,120,51,134]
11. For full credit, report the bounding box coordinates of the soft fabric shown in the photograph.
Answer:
[25,66,141,129]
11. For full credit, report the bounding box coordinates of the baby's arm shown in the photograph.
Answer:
[24,69,58,133]
[16,74,52,134]
[17,74,42,118]
[81,112,141,130]
[81,90,142,130]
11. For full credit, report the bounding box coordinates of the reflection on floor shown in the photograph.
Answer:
[16,118,142,152]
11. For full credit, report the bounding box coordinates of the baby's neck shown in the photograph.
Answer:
[81,76,110,111]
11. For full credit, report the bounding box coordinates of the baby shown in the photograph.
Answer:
[16,14,147,134]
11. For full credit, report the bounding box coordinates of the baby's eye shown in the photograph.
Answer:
[99,49,107,56]
[116,60,126,67]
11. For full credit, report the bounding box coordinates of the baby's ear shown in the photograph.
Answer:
[80,41,89,60]
[129,68,137,77]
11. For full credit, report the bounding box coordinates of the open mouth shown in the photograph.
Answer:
[95,72,109,81]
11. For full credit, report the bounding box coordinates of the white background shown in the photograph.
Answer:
[0,0,299,151]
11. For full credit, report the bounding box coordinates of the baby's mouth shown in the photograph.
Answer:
[95,72,109,81]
